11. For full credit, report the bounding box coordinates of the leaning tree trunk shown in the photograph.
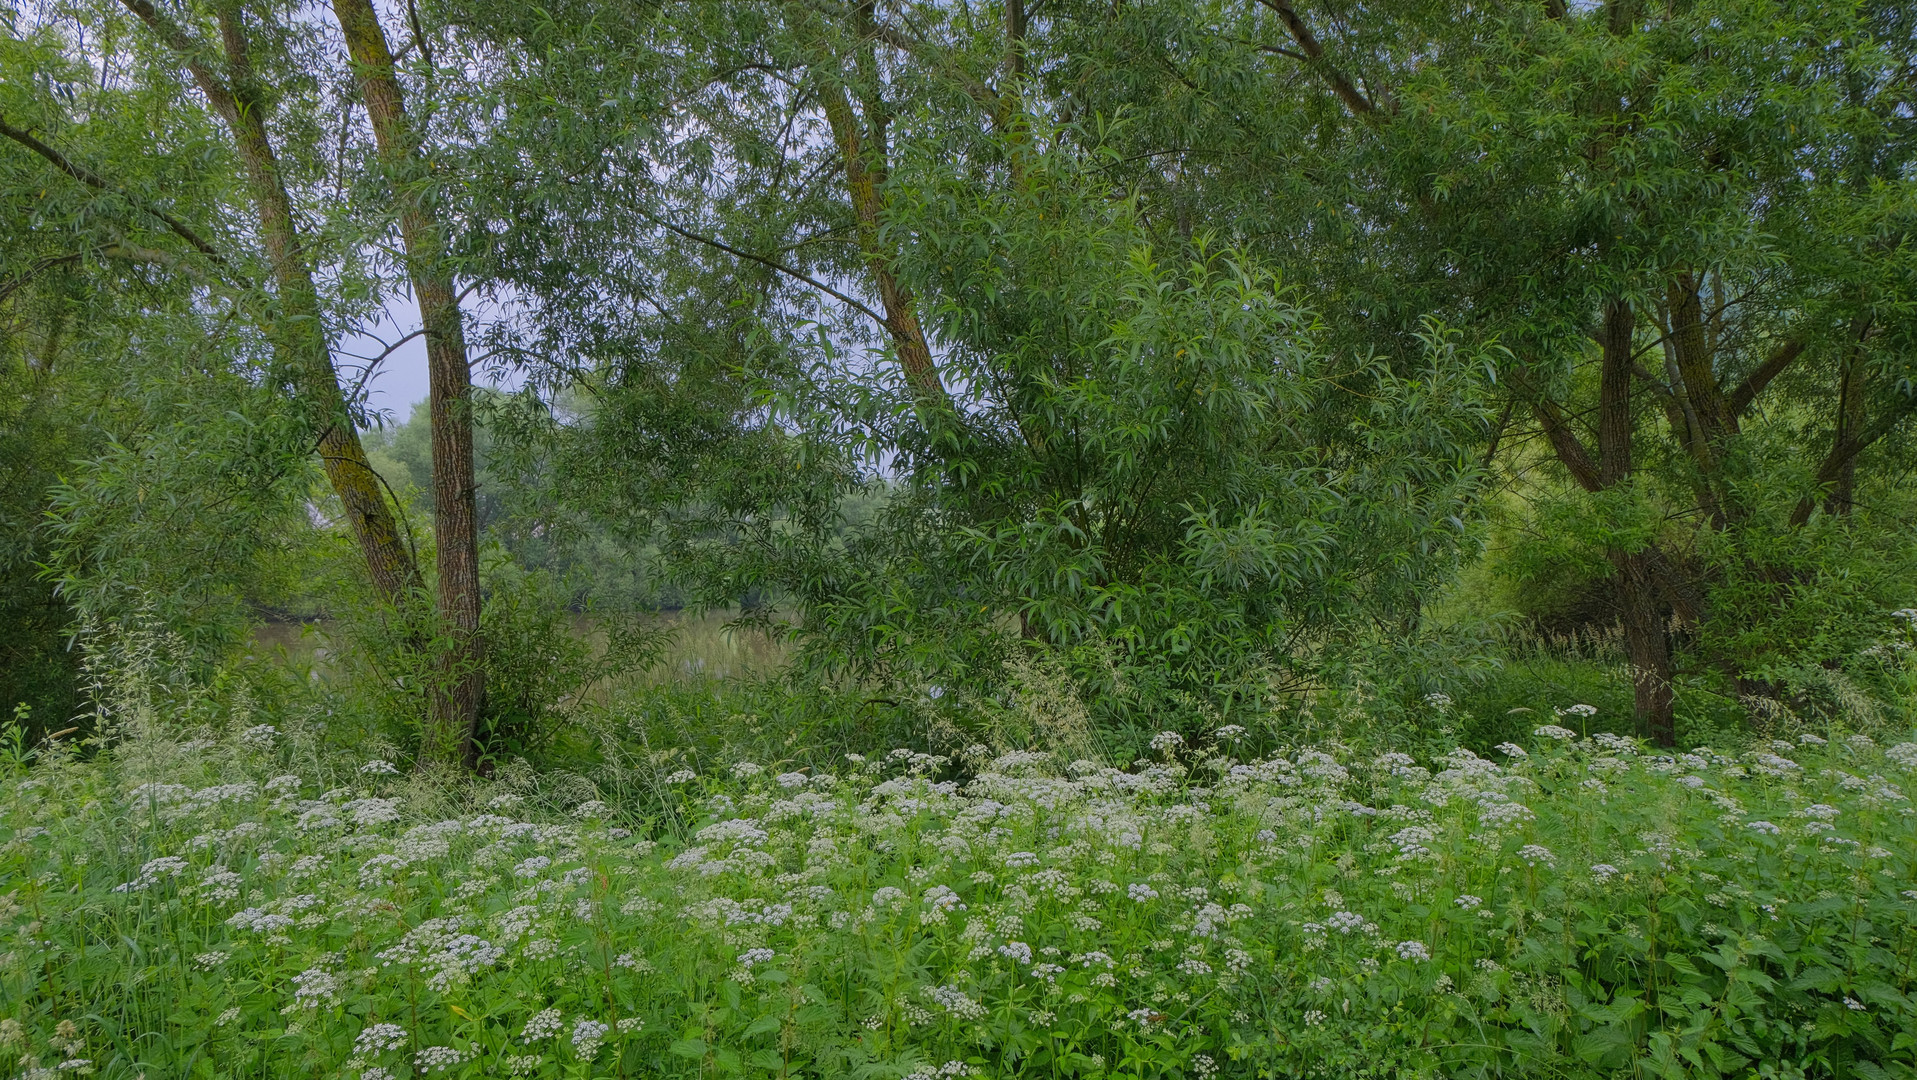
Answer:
[120,0,422,608]
[332,0,484,770]
[1612,548,1676,746]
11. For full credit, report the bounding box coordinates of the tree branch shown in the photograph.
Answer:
[1253,0,1383,118]
[641,209,888,328]
[0,252,85,305]
[0,113,229,265]
[1728,338,1805,416]
[868,23,1003,122]
[118,0,241,121]
[1790,389,1917,525]
[1509,374,1603,492]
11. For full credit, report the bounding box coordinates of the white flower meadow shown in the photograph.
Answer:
[8,714,1913,1080]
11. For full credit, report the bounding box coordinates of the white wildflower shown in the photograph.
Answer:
[354,1024,408,1055]
[112,856,190,893]
[571,1018,609,1059]
[414,1046,469,1074]
[521,1008,563,1043]
[288,967,341,1010]
[195,868,244,904]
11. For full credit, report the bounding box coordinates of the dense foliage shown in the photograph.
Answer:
[7,0,1917,1075]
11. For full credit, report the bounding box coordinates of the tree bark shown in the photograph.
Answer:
[1593,296,1674,743]
[120,0,421,607]
[1596,296,1634,486]
[1612,548,1675,746]
[810,13,946,408]
[1664,274,1736,442]
[331,0,483,770]
[1826,316,1872,516]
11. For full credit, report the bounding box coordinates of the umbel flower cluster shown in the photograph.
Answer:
[1,724,1915,1078]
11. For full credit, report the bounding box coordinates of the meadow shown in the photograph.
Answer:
[4,669,1914,1080]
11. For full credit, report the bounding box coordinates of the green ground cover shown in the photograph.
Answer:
[4,701,1913,1079]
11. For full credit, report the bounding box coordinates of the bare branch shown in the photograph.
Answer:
[642,209,889,327]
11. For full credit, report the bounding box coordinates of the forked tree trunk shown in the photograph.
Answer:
[332,0,484,770]
[1528,296,1678,745]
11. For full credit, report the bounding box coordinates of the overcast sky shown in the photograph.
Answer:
[338,289,524,426]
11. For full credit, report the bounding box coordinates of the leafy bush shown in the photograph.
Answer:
[3,690,1915,1078]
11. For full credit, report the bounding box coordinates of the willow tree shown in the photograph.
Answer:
[1054,0,1917,741]
[5,0,488,766]
[423,0,1491,726]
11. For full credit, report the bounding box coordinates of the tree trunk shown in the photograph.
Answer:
[1612,548,1676,745]
[1529,297,1679,744]
[120,0,421,607]
[332,0,483,770]
[1827,316,1872,516]
[812,26,946,407]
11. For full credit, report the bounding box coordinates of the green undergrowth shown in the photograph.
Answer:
[4,689,1917,1080]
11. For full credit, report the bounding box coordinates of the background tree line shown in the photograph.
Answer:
[3,0,1915,764]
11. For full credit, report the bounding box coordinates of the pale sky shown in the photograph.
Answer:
[339,289,524,423]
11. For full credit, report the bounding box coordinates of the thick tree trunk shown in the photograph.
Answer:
[121,0,421,607]
[332,0,483,770]
[1597,297,1675,744]
[1532,296,1678,744]
[1612,548,1676,745]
